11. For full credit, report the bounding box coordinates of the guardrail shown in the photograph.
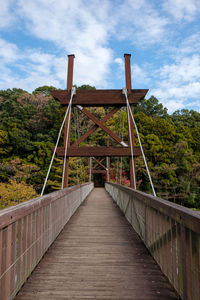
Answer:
[0,182,93,300]
[105,182,200,300]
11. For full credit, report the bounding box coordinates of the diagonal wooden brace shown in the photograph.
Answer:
[92,157,107,170]
[76,106,128,146]
[72,107,121,147]
[93,158,105,170]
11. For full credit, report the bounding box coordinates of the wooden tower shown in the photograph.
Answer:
[51,54,148,188]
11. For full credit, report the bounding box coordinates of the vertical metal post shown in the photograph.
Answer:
[63,54,75,188]
[106,140,110,182]
[89,157,92,182]
[124,54,136,188]
[88,141,92,182]
[106,157,110,182]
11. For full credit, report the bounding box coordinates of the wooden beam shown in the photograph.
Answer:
[51,89,148,106]
[87,170,106,174]
[67,54,75,90]
[72,107,121,147]
[90,170,106,174]
[93,158,105,170]
[124,54,132,90]
[92,157,107,170]
[56,146,141,157]
[77,107,124,146]
[63,54,75,187]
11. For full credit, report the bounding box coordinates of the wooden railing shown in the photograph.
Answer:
[0,182,93,300]
[105,182,200,300]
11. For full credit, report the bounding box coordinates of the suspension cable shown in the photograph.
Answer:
[120,107,125,184]
[61,104,72,189]
[106,156,110,182]
[89,157,92,182]
[74,107,79,184]
[123,88,156,196]
[41,87,76,196]
[116,158,119,183]
[76,107,83,183]
[124,91,137,189]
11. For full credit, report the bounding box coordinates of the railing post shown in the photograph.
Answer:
[4,225,12,300]
[105,182,200,300]
[0,230,2,298]
[180,224,187,299]
[180,226,192,300]
[106,140,110,183]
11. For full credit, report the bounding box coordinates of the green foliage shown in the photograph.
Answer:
[172,109,200,128]
[0,163,16,182]
[76,84,96,90]
[0,85,199,209]
[0,180,38,209]
[0,130,12,155]
[135,96,168,118]
[32,85,57,96]
[133,106,200,206]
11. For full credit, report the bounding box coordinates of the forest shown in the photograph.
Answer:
[0,85,199,209]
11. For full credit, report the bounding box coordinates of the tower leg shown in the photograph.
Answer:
[63,54,75,188]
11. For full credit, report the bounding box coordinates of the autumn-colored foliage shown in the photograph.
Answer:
[0,86,199,209]
[0,180,38,209]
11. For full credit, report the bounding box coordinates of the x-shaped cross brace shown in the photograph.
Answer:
[93,158,106,170]
[71,106,128,147]
[92,157,107,171]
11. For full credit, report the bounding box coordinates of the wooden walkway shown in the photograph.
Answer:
[15,188,177,300]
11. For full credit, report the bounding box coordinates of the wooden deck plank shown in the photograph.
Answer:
[15,188,177,300]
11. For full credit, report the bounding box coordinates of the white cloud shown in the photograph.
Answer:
[163,0,200,21]
[16,0,113,87]
[75,49,112,87]
[0,0,199,115]
[0,39,66,91]
[115,58,124,70]
[115,58,150,87]
[151,55,200,112]
[115,0,168,45]
[176,32,200,55]
[151,83,200,113]
[159,55,200,84]
[0,0,15,28]
[0,38,19,62]
[13,0,170,90]
[152,82,200,102]
[0,39,21,89]
[132,64,150,86]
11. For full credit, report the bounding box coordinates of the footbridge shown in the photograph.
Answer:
[1,53,199,300]
[0,183,200,300]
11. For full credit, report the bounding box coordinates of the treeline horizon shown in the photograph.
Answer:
[0,85,199,209]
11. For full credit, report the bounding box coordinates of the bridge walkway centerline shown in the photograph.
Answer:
[15,188,177,300]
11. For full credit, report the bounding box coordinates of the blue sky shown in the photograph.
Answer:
[0,0,200,113]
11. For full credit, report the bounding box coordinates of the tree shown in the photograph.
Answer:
[0,180,38,209]
[135,96,168,118]
[32,85,57,96]
[76,84,96,90]
[0,130,12,155]
[0,85,200,209]
[171,109,200,128]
